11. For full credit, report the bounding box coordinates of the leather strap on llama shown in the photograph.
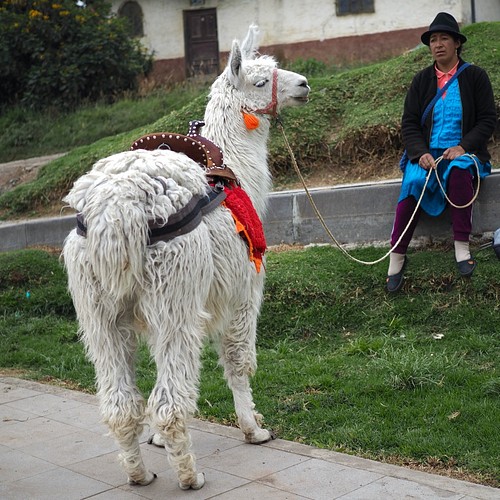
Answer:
[76,184,226,245]
[251,68,278,117]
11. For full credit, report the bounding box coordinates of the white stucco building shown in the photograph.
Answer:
[111,0,500,83]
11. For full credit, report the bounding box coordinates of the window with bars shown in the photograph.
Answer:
[336,0,375,16]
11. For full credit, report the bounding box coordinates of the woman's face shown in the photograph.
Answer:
[429,32,460,68]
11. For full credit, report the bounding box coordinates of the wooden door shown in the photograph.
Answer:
[184,9,219,78]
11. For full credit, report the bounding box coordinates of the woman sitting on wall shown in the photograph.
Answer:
[386,12,496,293]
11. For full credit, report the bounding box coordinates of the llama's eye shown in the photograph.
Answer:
[254,79,268,88]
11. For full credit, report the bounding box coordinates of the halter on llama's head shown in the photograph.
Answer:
[215,24,309,130]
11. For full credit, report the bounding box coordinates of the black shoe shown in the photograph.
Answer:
[457,258,476,277]
[386,256,407,293]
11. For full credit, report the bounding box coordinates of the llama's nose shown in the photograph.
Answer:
[300,78,310,93]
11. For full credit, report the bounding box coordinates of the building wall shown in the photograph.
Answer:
[111,0,499,83]
[463,0,500,23]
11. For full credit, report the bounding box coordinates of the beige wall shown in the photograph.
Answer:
[111,0,498,82]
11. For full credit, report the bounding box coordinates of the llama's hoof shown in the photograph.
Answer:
[128,472,157,486]
[245,428,276,444]
[147,433,164,447]
[179,472,205,490]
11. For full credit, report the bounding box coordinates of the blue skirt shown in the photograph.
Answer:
[399,149,491,216]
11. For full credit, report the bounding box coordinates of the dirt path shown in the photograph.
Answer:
[0,153,66,195]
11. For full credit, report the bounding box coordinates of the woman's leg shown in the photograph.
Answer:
[448,167,473,262]
[388,196,421,275]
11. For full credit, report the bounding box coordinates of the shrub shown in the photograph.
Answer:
[0,0,153,110]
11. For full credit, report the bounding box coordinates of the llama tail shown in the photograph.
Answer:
[84,205,148,299]
[69,172,153,299]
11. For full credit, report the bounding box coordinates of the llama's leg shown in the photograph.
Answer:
[64,236,155,486]
[218,303,274,444]
[84,313,155,486]
[147,323,206,490]
[143,234,210,490]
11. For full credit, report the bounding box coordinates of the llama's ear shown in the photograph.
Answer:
[240,24,260,60]
[228,40,243,78]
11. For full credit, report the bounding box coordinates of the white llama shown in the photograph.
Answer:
[62,25,309,491]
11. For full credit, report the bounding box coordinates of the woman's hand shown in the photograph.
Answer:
[418,153,436,170]
[442,145,465,160]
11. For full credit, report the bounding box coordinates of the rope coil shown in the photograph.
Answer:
[277,121,480,265]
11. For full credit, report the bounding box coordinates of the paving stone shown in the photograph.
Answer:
[1,376,497,500]
[258,458,382,499]
[0,467,111,500]
[0,448,56,483]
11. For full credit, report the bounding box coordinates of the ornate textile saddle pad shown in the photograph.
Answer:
[222,185,266,273]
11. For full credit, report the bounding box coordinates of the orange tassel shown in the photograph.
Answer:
[242,112,259,130]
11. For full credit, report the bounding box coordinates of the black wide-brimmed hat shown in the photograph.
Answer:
[421,12,467,46]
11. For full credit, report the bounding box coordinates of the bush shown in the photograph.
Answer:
[0,0,153,110]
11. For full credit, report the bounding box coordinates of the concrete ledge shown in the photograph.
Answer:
[0,215,76,252]
[1,171,499,252]
[265,170,500,246]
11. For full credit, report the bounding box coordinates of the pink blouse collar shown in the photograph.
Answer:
[435,60,460,89]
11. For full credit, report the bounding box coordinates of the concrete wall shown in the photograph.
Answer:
[265,171,500,247]
[2,171,498,252]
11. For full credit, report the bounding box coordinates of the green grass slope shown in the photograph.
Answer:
[0,22,498,219]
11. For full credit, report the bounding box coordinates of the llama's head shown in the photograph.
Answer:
[222,25,310,118]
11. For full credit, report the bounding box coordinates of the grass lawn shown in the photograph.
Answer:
[1,245,498,486]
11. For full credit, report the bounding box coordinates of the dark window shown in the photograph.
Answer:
[118,1,144,37]
[336,0,375,16]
